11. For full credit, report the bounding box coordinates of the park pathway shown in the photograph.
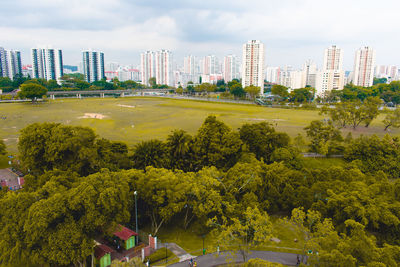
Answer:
[168,250,307,267]
[163,243,194,262]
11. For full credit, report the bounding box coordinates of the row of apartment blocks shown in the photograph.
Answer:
[0,46,105,84]
[0,47,22,80]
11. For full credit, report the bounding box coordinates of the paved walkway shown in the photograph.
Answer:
[168,250,307,267]
[163,243,194,262]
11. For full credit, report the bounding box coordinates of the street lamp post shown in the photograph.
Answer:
[134,191,138,245]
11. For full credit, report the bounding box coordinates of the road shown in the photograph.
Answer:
[168,250,307,267]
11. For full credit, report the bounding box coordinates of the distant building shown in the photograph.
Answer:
[223,55,240,82]
[82,49,105,83]
[316,45,344,97]
[302,60,318,88]
[0,47,22,80]
[31,47,64,82]
[266,66,281,84]
[141,50,173,86]
[353,46,376,87]
[375,65,398,81]
[202,55,220,76]
[242,40,265,93]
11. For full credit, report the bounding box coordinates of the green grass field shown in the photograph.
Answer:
[0,97,398,153]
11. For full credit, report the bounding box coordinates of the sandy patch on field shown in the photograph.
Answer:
[117,104,136,108]
[245,118,287,122]
[78,113,107,119]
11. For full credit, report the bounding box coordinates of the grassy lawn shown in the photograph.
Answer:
[1,96,398,153]
[302,157,346,169]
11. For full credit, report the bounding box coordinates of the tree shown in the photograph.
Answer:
[289,87,314,103]
[271,84,289,98]
[131,140,167,170]
[209,207,273,262]
[46,79,60,91]
[149,77,157,88]
[363,97,381,127]
[192,116,242,170]
[176,86,183,95]
[18,83,47,102]
[239,122,290,162]
[18,123,101,176]
[383,107,400,131]
[199,83,217,95]
[244,85,260,100]
[165,130,192,170]
[0,140,5,156]
[229,82,246,99]
[305,120,343,155]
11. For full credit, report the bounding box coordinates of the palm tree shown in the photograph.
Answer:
[166,130,192,170]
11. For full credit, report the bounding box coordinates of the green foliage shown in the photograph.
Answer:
[131,139,166,170]
[305,120,343,155]
[289,88,314,103]
[18,83,47,102]
[244,85,260,100]
[0,140,6,156]
[271,84,289,98]
[344,134,400,178]
[229,80,246,99]
[146,248,173,264]
[239,122,290,162]
[383,107,400,131]
[192,115,242,170]
[18,123,130,176]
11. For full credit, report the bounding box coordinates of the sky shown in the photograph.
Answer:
[1,0,399,70]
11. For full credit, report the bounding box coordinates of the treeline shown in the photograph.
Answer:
[0,74,145,93]
[2,117,400,266]
[270,81,400,104]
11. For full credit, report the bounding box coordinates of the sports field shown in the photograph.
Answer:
[0,97,398,153]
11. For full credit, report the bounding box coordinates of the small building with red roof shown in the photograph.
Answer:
[94,244,115,267]
[113,224,138,250]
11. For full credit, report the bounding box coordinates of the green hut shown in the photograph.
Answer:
[113,225,138,250]
[94,244,114,267]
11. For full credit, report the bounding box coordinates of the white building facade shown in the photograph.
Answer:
[82,50,105,83]
[31,47,64,82]
[0,47,22,80]
[316,45,345,97]
[242,40,265,93]
[353,46,376,87]
[141,50,173,87]
[223,55,240,82]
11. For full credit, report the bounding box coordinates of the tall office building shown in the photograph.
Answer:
[223,55,239,82]
[316,45,344,97]
[353,46,376,87]
[241,40,265,94]
[31,47,64,82]
[0,48,22,80]
[141,50,173,86]
[82,49,105,83]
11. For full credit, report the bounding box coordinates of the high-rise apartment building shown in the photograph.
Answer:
[242,40,265,94]
[266,67,281,84]
[375,65,397,80]
[302,60,318,88]
[31,47,64,82]
[202,55,219,75]
[0,47,22,80]
[140,50,173,86]
[353,46,376,87]
[82,49,105,83]
[316,45,344,97]
[223,55,239,82]
[155,50,173,86]
[183,55,196,76]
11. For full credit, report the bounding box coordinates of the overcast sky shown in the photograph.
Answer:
[1,0,399,70]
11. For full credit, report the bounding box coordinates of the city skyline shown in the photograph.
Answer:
[1,0,399,69]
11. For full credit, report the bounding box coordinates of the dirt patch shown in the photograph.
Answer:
[78,113,107,119]
[117,104,136,108]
